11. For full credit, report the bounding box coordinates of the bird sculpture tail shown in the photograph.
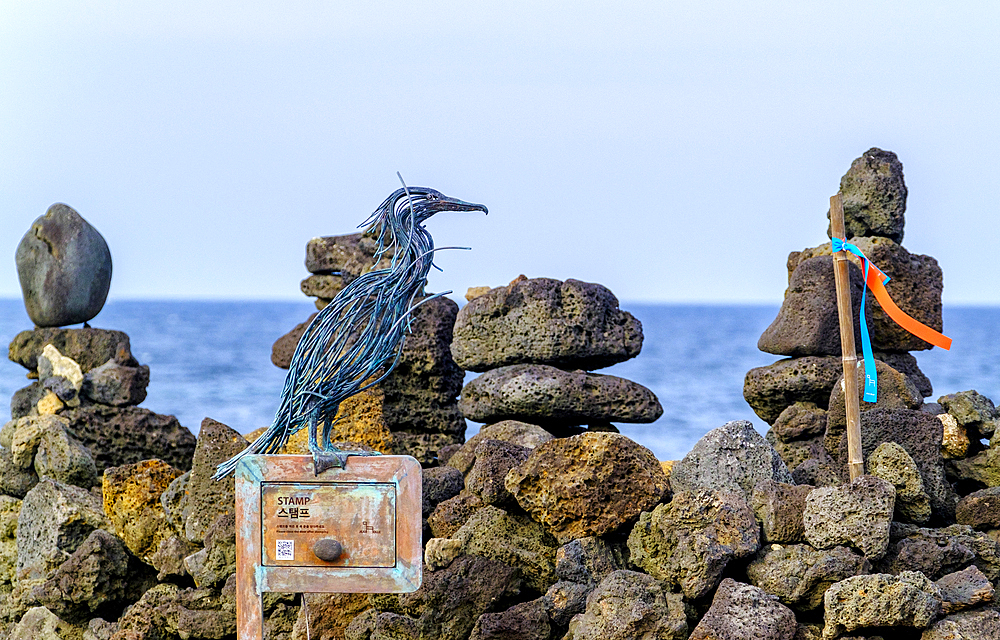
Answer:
[212,422,292,480]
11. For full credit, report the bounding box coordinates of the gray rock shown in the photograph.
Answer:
[32,417,98,489]
[744,356,843,425]
[9,382,45,419]
[0,445,38,498]
[16,479,110,582]
[555,537,627,585]
[758,255,865,358]
[876,351,933,398]
[956,486,1000,530]
[184,513,235,588]
[948,446,1000,489]
[563,570,687,640]
[60,404,196,473]
[305,232,394,278]
[460,364,662,427]
[447,420,554,475]
[300,273,346,300]
[83,618,116,640]
[790,457,843,488]
[422,465,465,518]
[270,313,315,369]
[465,440,530,506]
[542,581,591,627]
[670,420,793,500]
[773,402,828,442]
[823,571,941,639]
[30,529,135,623]
[452,505,559,593]
[829,148,907,243]
[7,326,137,374]
[803,475,895,559]
[160,470,190,537]
[839,408,957,523]
[392,432,464,467]
[877,523,1000,581]
[150,535,198,582]
[183,418,247,544]
[938,390,1000,440]
[0,496,22,590]
[751,480,813,544]
[921,608,1000,639]
[868,442,931,524]
[9,605,81,640]
[451,277,643,372]
[746,544,870,612]
[769,431,838,477]
[506,432,669,544]
[15,203,112,327]
[935,565,994,614]
[369,555,524,640]
[627,490,760,600]
[81,360,149,407]
[469,598,551,640]
[825,360,923,453]
[689,577,797,640]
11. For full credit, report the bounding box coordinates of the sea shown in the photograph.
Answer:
[1,299,997,461]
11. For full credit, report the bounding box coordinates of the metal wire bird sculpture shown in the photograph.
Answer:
[214,177,487,479]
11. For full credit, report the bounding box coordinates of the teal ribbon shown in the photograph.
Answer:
[831,238,890,402]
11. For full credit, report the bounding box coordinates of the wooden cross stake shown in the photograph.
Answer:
[830,193,865,481]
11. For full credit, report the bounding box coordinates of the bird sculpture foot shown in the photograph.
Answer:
[313,448,382,475]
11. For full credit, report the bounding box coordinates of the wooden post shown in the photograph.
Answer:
[830,194,865,481]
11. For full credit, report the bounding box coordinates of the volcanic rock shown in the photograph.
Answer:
[877,523,1000,581]
[15,203,112,328]
[773,402,828,442]
[934,565,994,614]
[469,598,552,640]
[751,480,813,544]
[8,326,137,373]
[555,537,627,585]
[0,496,21,590]
[822,571,941,639]
[689,578,797,640]
[30,416,98,489]
[102,459,184,564]
[270,313,315,369]
[82,360,149,407]
[746,544,870,612]
[868,442,931,524]
[627,489,760,600]
[758,256,865,357]
[803,475,895,559]
[670,420,793,500]
[542,581,591,627]
[447,420,554,475]
[464,440,531,507]
[451,277,643,372]
[8,605,81,640]
[505,432,669,544]
[829,148,908,242]
[422,465,464,518]
[922,609,1000,640]
[183,418,247,544]
[305,232,394,279]
[956,486,1000,531]
[184,513,236,588]
[563,570,687,640]
[744,356,843,425]
[427,491,485,539]
[460,364,662,428]
[938,390,1000,441]
[825,360,923,453]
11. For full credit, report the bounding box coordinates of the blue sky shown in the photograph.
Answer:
[2,1,998,306]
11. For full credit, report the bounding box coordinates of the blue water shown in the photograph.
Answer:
[1,299,997,461]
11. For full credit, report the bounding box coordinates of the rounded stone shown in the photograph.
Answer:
[16,203,112,327]
[313,538,343,561]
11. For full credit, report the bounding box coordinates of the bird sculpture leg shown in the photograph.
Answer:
[309,413,380,476]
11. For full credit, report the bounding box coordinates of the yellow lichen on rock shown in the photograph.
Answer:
[465,286,491,302]
[35,391,64,416]
[102,459,184,563]
[939,413,970,459]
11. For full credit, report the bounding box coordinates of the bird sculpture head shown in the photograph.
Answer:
[366,185,488,230]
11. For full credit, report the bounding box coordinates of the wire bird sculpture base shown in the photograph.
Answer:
[214,178,486,479]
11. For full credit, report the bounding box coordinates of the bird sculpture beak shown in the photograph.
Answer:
[440,197,488,215]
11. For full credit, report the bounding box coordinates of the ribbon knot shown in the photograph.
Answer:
[832,238,951,403]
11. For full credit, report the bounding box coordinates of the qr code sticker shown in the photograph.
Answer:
[276,539,294,560]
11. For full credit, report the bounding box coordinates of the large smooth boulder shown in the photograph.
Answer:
[460,364,662,428]
[744,356,843,425]
[563,570,687,640]
[746,544,870,612]
[15,203,112,327]
[670,420,793,500]
[829,148,908,243]
[506,432,669,544]
[803,475,895,560]
[689,578,797,640]
[627,490,760,600]
[823,571,941,639]
[451,277,643,372]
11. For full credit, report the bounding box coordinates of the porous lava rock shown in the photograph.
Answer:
[451,277,643,372]
[689,578,797,640]
[469,598,552,640]
[955,486,1000,531]
[427,491,485,539]
[822,571,941,639]
[421,465,465,518]
[183,418,248,544]
[563,570,687,640]
[464,440,531,507]
[543,580,591,627]
[744,356,843,425]
[8,327,136,374]
[876,523,1000,581]
[670,420,793,500]
[304,232,394,280]
[938,390,1000,441]
[934,565,994,614]
[867,442,931,524]
[460,364,662,428]
[15,203,112,328]
[555,537,627,585]
[772,402,828,442]
[825,360,924,453]
[627,490,760,600]
[102,459,184,564]
[751,480,813,544]
[505,432,669,544]
[921,609,1000,640]
[82,360,150,407]
[447,420,554,475]
[746,544,870,612]
[803,475,895,560]
[829,148,908,243]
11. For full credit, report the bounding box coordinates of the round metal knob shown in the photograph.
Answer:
[312,538,343,562]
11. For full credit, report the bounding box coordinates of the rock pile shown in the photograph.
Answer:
[452,276,663,435]
[270,232,466,464]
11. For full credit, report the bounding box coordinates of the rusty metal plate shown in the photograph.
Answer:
[260,482,396,567]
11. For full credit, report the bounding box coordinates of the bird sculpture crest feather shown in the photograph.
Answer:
[214,177,486,479]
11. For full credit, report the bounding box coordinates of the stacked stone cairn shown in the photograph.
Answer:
[267,232,467,465]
